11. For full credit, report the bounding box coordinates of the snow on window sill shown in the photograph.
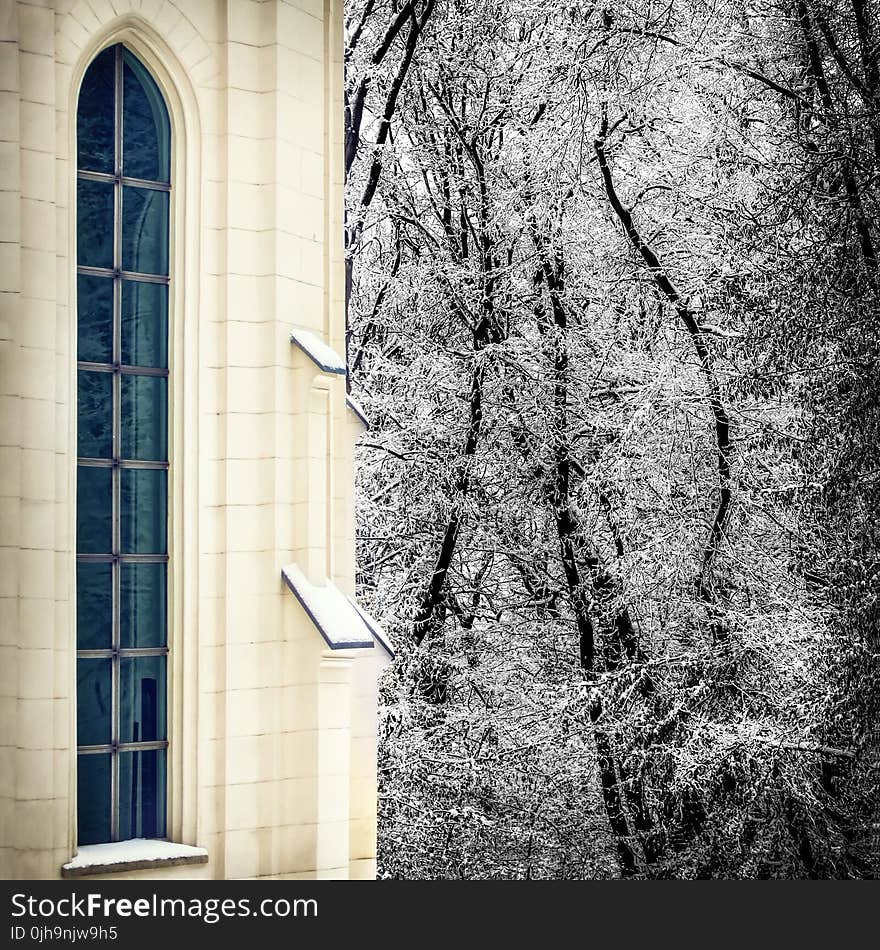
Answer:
[61,839,208,878]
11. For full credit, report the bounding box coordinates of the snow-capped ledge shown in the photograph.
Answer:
[349,597,394,658]
[346,393,370,429]
[290,327,346,375]
[282,563,376,650]
[61,840,208,878]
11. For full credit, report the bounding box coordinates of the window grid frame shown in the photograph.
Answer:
[76,43,171,845]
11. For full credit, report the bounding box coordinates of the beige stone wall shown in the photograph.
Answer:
[0,0,378,880]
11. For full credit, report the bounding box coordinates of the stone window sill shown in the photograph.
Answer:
[61,839,208,878]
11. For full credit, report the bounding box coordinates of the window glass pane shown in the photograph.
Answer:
[77,658,112,746]
[120,656,166,743]
[121,375,167,462]
[77,370,113,459]
[120,563,166,649]
[77,753,111,845]
[77,46,115,174]
[77,466,112,554]
[122,187,168,276]
[120,469,166,554]
[118,749,166,841]
[77,274,114,364]
[77,179,114,270]
[122,52,170,184]
[76,46,172,849]
[122,280,167,368]
[76,562,112,650]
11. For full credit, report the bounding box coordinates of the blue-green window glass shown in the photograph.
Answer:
[77,46,115,174]
[119,750,167,841]
[77,275,113,363]
[76,754,112,846]
[76,466,112,554]
[122,281,167,368]
[120,469,167,554]
[123,51,171,183]
[77,370,113,459]
[121,375,167,461]
[120,563,167,649]
[77,658,112,746]
[120,656,167,743]
[76,562,112,651]
[122,187,169,276]
[76,179,114,269]
[76,44,170,845]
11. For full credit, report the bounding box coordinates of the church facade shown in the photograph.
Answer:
[0,0,386,880]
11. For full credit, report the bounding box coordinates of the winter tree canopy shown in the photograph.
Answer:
[345,0,880,879]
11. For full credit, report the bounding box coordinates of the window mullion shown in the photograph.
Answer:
[109,42,124,844]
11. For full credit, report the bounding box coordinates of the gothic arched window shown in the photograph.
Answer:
[75,43,171,845]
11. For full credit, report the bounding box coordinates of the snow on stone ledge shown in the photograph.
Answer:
[282,563,375,650]
[62,840,208,876]
[290,327,346,375]
[349,596,394,658]
[346,393,370,428]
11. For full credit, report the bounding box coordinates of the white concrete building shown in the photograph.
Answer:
[0,0,387,880]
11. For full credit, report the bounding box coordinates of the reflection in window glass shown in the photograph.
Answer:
[120,469,167,554]
[76,466,112,554]
[123,51,170,183]
[122,281,168,368]
[77,179,114,269]
[120,563,166,649]
[121,375,167,462]
[76,658,112,746]
[119,749,167,841]
[77,275,113,364]
[77,46,114,174]
[77,370,113,459]
[77,754,111,845]
[120,656,167,743]
[122,187,169,276]
[76,562,112,651]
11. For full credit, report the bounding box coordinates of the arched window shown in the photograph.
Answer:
[75,44,171,845]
